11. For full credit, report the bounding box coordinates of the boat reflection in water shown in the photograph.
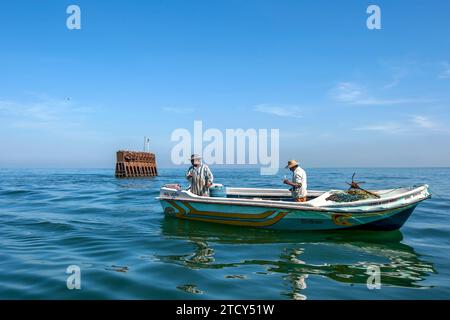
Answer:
[157,218,436,299]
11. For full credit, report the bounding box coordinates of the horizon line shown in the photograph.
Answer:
[1,166,449,170]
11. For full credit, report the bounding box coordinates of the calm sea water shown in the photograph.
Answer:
[0,168,449,300]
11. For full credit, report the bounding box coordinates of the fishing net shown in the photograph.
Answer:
[325,173,381,203]
[326,189,377,203]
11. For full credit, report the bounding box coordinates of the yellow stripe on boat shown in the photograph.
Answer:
[182,201,278,219]
[166,200,289,227]
[177,210,289,227]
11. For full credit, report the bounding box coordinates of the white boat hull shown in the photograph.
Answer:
[158,185,430,231]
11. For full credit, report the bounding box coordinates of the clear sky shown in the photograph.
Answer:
[0,0,449,168]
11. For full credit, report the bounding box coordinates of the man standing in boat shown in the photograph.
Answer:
[283,160,308,202]
[186,154,214,196]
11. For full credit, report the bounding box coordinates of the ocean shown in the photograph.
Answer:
[0,168,449,299]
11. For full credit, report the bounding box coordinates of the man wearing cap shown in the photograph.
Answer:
[186,154,214,196]
[283,160,308,202]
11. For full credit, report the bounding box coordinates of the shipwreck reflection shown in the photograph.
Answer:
[157,218,436,297]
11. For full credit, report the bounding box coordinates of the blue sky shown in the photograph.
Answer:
[0,0,449,168]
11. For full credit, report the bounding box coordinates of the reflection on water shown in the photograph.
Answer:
[0,168,446,299]
[158,217,436,299]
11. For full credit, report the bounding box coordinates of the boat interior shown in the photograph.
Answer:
[208,185,419,205]
[224,187,323,202]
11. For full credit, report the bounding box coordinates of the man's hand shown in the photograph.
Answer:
[206,182,213,188]
[284,180,301,188]
[187,173,193,179]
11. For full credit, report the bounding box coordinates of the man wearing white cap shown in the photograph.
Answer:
[186,154,214,196]
[283,160,308,202]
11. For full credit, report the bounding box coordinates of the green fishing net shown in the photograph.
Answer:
[326,189,376,203]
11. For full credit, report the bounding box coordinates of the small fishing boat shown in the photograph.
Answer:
[158,183,430,231]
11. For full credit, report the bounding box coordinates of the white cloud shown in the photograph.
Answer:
[330,82,432,106]
[354,115,446,135]
[354,122,406,134]
[411,115,436,129]
[331,82,364,103]
[0,94,90,130]
[254,104,302,118]
[162,107,195,114]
